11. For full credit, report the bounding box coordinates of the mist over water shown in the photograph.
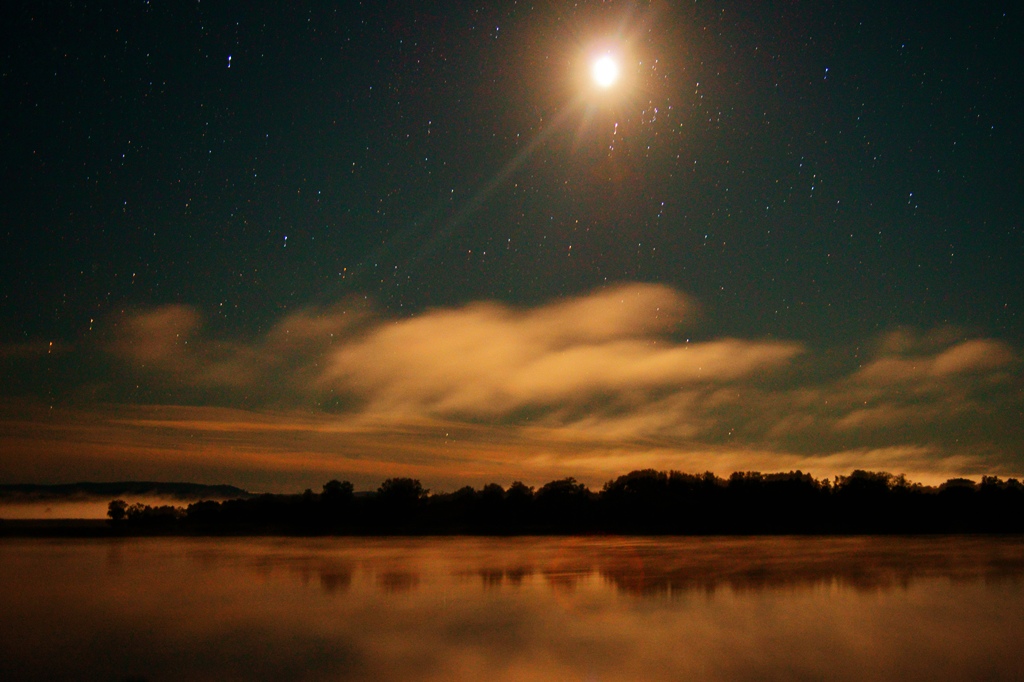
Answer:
[2,536,1023,681]
[0,496,184,520]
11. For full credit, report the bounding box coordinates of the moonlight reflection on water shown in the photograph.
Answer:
[1,536,1023,681]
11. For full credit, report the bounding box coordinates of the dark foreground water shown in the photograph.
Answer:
[2,536,1023,681]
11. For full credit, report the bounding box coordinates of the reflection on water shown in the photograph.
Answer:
[2,536,1023,681]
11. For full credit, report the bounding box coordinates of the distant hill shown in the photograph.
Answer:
[0,482,253,501]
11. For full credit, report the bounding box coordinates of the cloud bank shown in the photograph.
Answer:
[1,284,1021,490]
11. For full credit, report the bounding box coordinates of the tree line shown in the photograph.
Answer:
[107,469,1024,535]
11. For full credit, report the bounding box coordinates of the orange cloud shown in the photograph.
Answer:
[854,338,1016,385]
[2,285,1021,490]
[114,305,201,366]
[322,284,801,417]
[931,339,1015,376]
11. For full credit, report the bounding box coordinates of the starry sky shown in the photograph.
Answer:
[2,0,1022,491]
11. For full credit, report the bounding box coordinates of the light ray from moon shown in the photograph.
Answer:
[347,36,637,281]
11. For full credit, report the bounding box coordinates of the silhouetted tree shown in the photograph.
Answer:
[378,477,427,502]
[107,499,128,524]
[535,477,594,532]
[832,470,897,532]
[322,479,354,500]
[474,483,507,532]
[501,481,534,532]
[602,470,674,532]
[185,499,222,524]
[97,468,1024,536]
[373,478,428,532]
[835,470,894,496]
[320,480,355,529]
[506,481,533,503]
[123,502,184,527]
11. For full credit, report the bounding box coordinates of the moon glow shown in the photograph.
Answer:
[591,55,620,88]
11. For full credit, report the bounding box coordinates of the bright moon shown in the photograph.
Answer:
[591,55,620,88]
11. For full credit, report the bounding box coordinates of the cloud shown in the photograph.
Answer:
[111,305,259,389]
[110,300,372,396]
[856,337,1015,385]
[107,283,803,420]
[113,305,201,367]
[931,339,1015,376]
[1,284,1021,490]
[321,284,802,418]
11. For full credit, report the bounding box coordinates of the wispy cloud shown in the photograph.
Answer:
[321,284,801,418]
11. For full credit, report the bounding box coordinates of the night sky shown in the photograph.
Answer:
[2,1,1022,491]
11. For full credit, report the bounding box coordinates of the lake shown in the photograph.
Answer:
[2,536,1023,681]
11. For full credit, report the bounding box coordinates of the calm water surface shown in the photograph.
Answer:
[2,536,1023,681]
